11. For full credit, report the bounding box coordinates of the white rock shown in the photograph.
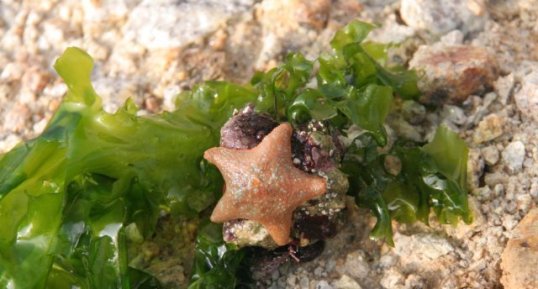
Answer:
[325,259,336,272]
[38,21,65,51]
[124,0,253,49]
[400,0,486,35]
[378,254,398,268]
[300,277,310,288]
[343,250,370,279]
[0,134,22,154]
[32,118,48,135]
[316,280,333,289]
[514,71,538,123]
[162,85,181,111]
[394,233,453,266]
[286,275,297,287]
[380,268,405,289]
[518,0,538,12]
[367,15,416,44]
[362,0,398,5]
[442,104,466,125]
[405,274,426,288]
[440,30,464,45]
[482,145,500,166]
[503,214,519,231]
[333,275,363,289]
[467,148,484,189]
[3,103,30,133]
[494,73,515,105]
[515,194,533,212]
[502,141,526,173]
[473,114,505,144]
[530,179,538,199]
[84,0,139,21]
[314,267,324,277]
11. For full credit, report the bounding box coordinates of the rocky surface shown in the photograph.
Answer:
[1,0,538,289]
[500,208,538,289]
[514,70,538,123]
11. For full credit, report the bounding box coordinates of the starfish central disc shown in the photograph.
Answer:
[204,123,327,245]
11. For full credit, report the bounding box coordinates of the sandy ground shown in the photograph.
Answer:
[1,0,538,288]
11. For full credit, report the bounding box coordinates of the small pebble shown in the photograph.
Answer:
[482,145,500,166]
[502,141,526,173]
[316,280,333,289]
[300,277,310,288]
[473,114,505,144]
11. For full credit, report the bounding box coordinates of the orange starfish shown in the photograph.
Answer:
[204,123,327,246]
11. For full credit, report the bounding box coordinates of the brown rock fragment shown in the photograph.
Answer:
[501,208,538,289]
[144,96,161,113]
[410,45,498,105]
[293,0,331,30]
[257,0,331,33]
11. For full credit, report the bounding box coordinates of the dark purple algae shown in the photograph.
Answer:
[220,105,277,150]
[250,241,325,280]
[293,211,340,240]
[291,121,345,172]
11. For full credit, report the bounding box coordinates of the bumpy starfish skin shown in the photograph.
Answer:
[204,123,327,245]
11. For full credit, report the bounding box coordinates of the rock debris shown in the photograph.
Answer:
[1,1,537,288]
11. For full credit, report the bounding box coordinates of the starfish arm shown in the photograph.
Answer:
[204,147,231,168]
[294,174,327,200]
[210,192,237,222]
[255,123,293,158]
[204,147,246,183]
[260,215,294,246]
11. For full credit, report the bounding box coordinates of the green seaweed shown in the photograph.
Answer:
[0,21,469,289]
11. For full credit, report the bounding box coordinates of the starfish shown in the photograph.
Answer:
[204,123,327,246]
